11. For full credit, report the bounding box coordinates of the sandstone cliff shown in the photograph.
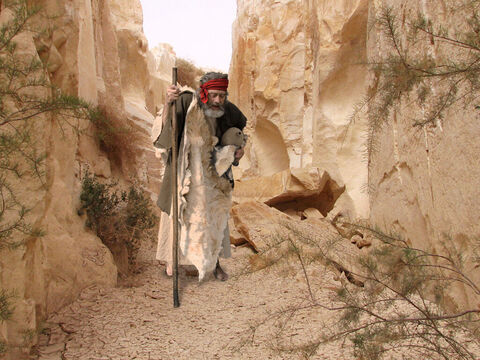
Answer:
[229,0,370,219]
[0,0,172,357]
[229,0,480,310]
[366,0,480,309]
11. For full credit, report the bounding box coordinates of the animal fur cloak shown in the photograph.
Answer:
[152,94,236,280]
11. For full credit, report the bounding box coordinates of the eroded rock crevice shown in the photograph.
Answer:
[265,178,344,217]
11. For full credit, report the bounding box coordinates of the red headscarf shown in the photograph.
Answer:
[199,78,229,104]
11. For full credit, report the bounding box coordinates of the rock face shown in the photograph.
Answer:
[233,167,345,217]
[229,0,370,218]
[0,3,116,358]
[229,0,480,310]
[366,0,480,309]
[231,201,366,284]
[0,0,174,357]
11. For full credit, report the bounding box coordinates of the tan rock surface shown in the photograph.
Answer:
[0,0,192,353]
[366,0,480,309]
[146,43,176,115]
[302,207,325,220]
[0,0,171,356]
[0,5,119,358]
[231,201,363,280]
[229,0,370,218]
[233,167,345,216]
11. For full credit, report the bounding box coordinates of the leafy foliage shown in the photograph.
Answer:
[0,290,14,323]
[0,289,15,355]
[87,107,139,168]
[0,1,97,251]
[331,225,480,360]
[238,218,480,360]
[352,1,480,160]
[80,171,158,268]
[79,172,121,230]
[0,0,124,353]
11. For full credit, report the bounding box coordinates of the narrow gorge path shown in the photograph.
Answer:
[31,245,354,360]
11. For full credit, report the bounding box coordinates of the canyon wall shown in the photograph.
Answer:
[0,1,172,357]
[229,0,370,219]
[229,0,480,309]
[366,0,480,308]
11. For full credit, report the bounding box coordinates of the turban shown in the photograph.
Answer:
[199,78,229,104]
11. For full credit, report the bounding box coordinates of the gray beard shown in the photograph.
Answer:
[203,106,225,118]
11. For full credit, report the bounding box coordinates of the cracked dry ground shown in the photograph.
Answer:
[31,245,356,360]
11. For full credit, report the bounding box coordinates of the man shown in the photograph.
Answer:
[153,72,246,281]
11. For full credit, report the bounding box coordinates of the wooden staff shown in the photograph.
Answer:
[171,67,180,308]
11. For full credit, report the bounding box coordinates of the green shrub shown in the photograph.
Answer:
[79,171,158,268]
[87,107,139,169]
[79,171,120,230]
[0,0,146,355]
[241,220,480,360]
[350,1,480,163]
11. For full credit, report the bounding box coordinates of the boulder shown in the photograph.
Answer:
[229,0,370,218]
[231,201,365,284]
[233,167,345,217]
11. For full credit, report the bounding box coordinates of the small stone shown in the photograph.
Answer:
[52,30,67,49]
[301,208,324,219]
[47,45,63,73]
[39,343,65,355]
[283,208,301,219]
[38,354,63,360]
[356,236,372,249]
[351,234,362,244]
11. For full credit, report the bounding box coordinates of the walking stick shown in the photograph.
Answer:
[170,67,180,308]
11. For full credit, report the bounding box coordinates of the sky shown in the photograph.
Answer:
[139,0,237,72]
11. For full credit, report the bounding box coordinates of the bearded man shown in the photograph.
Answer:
[153,72,246,281]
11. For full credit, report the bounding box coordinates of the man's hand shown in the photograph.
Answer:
[234,147,245,161]
[166,85,180,104]
[161,85,180,126]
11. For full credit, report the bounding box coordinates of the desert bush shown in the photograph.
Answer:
[0,0,140,253]
[330,225,480,360]
[79,171,158,269]
[240,220,480,360]
[87,107,140,169]
[0,0,123,354]
[351,1,480,160]
[0,289,14,355]
[176,57,204,88]
[0,0,107,251]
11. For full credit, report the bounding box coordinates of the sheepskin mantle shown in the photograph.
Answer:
[179,98,232,280]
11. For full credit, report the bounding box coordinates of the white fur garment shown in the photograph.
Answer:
[214,145,237,176]
[177,97,233,280]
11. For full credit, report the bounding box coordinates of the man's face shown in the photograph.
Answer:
[207,90,227,109]
[204,89,227,118]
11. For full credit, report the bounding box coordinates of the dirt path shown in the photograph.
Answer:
[31,244,355,360]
